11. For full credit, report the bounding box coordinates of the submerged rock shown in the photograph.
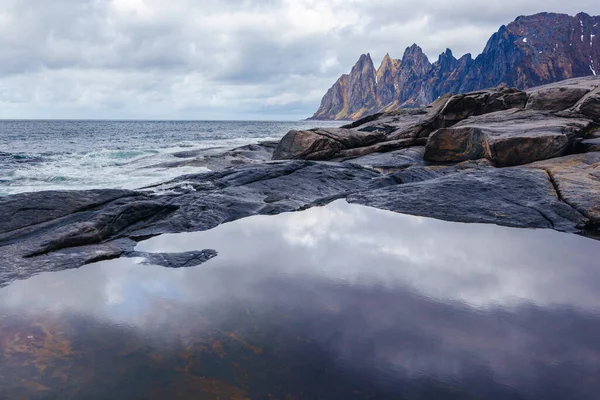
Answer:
[130,250,218,268]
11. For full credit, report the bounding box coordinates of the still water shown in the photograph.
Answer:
[1,200,600,399]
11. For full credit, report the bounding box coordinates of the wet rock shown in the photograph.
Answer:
[348,167,587,232]
[149,141,279,171]
[0,161,382,287]
[344,147,427,170]
[424,109,595,166]
[0,189,139,234]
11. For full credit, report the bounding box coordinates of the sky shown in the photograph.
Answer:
[0,0,599,120]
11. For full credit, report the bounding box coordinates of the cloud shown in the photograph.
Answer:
[0,0,598,119]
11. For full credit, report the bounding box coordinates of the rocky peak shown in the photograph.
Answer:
[436,48,458,71]
[352,53,375,73]
[376,53,401,106]
[401,44,432,76]
[345,53,377,119]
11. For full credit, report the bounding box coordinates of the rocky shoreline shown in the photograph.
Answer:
[1,77,599,287]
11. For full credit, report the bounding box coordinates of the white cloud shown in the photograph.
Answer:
[0,0,598,119]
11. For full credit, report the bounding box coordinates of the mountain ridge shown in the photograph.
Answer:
[310,12,600,120]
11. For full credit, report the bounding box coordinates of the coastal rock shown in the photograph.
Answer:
[424,109,595,166]
[345,147,427,170]
[526,86,591,111]
[0,189,140,234]
[0,160,382,287]
[348,167,587,232]
[433,88,528,128]
[573,88,600,120]
[272,128,384,160]
[528,152,600,229]
[156,141,279,171]
[4,83,600,289]
[277,87,528,163]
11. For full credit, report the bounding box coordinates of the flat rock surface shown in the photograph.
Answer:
[348,167,587,231]
[344,147,427,170]
[528,152,600,228]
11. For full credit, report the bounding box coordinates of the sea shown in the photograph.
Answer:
[0,120,343,196]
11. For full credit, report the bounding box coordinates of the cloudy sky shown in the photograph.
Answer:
[0,0,598,120]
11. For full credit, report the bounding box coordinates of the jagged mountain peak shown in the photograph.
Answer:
[310,12,600,120]
[436,48,458,69]
[402,44,427,60]
[355,53,374,66]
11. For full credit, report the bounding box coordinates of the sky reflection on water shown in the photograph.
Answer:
[1,200,600,399]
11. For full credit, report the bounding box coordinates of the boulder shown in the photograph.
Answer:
[434,88,527,129]
[374,88,527,141]
[424,109,595,166]
[272,128,384,160]
[526,87,591,111]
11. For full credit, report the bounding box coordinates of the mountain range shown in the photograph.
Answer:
[310,12,600,120]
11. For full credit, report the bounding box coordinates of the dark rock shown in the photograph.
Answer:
[149,141,279,171]
[0,161,382,287]
[344,147,427,170]
[0,189,139,235]
[348,167,587,232]
[337,139,416,158]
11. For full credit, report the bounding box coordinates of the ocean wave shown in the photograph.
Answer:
[0,120,344,196]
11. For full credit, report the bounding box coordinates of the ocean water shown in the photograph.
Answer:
[0,120,343,196]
